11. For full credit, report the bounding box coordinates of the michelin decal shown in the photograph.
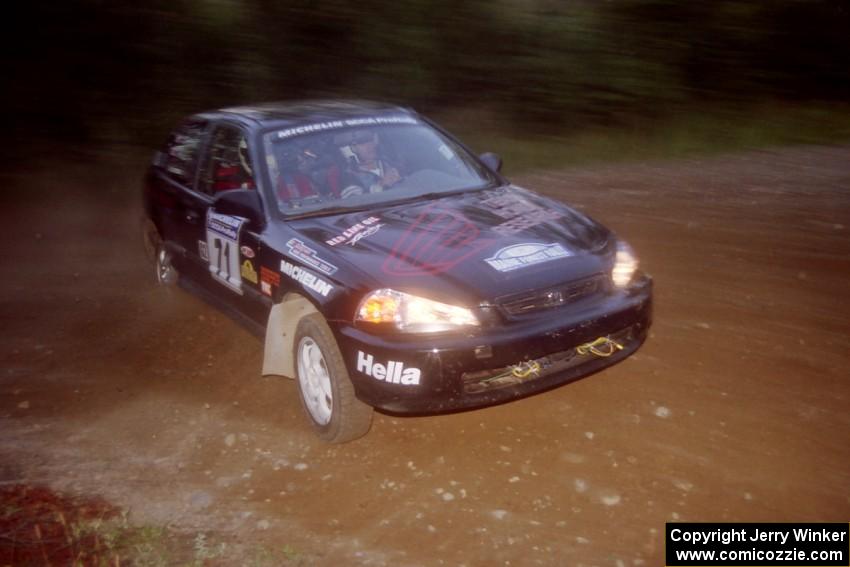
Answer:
[276,115,418,140]
[280,260,333,297]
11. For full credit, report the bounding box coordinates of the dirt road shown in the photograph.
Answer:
[2,145,849,565]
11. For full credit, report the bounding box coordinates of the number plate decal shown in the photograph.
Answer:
[206,211,246,294]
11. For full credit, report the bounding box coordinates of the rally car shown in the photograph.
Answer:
[141,100,652,443]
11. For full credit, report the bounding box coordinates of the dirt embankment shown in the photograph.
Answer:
[1,146,849,565]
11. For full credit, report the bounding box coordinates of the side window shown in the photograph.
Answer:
[163,119,206,186]
[198,125,256,196]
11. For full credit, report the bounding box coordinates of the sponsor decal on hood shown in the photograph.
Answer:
[485,243,572,272]
[326,216,383,247]
[480,191,565,236]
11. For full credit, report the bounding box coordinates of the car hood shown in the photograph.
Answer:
[287,186,613,304]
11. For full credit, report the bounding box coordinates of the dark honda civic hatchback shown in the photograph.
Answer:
[142,100,652,443]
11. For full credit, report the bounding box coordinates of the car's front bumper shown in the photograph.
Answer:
[334,276,652,415]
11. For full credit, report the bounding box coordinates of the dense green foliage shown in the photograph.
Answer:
[7,0,850,155]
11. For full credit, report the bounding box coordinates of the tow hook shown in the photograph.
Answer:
[576,336,624,358]
[511,360,541,378]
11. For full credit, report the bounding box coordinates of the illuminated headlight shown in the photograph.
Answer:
[612,241,639,288]
[356,289,479,333]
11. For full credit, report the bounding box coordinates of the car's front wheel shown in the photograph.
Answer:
[294,314,373,443]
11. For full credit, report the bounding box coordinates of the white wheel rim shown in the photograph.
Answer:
[297,337,333,425]
[156,247,176,284]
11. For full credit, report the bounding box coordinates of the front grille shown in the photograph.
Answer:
[498,276,604,316]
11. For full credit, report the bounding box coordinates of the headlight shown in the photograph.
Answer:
[356,289,479,333]
[612,241,639,288]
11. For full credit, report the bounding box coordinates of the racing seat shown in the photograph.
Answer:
[213,163,254,192]
[278,164,344,203]
[279,171,318,201]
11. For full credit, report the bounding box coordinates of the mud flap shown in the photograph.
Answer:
[262,294,317,379]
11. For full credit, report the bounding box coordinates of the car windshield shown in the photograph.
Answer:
[262,117,499,216]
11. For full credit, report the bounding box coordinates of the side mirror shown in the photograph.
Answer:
[479,152,503,173]
[213,189,265,230]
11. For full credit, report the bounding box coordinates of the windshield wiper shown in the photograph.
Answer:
[380,182,500,207]
[283,182,502,219]
[284,204,372,219]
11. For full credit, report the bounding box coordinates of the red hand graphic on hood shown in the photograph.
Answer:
[382,203,493,276]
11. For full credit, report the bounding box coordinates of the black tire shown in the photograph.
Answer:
[294,314,373,443]
[140,217,159,265]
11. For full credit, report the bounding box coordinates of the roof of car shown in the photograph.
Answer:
[205,100,415,129]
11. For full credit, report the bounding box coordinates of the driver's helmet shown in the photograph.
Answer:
[335,129,377,166]
[296,146,320,172]
[350,129,377,145]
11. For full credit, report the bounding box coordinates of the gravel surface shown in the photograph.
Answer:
[2,145,849,565]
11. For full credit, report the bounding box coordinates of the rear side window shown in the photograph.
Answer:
[198,125,256,196]
[162,119,207,186]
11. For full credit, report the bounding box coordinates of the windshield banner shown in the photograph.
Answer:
[276,115,418,140]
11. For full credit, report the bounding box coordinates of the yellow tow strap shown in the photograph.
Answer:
[511,360,541,378]
[576,337,624,357]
